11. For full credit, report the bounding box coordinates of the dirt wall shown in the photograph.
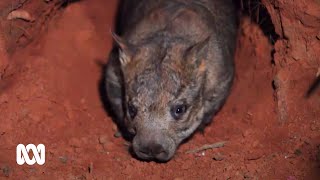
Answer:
[262,0,320,122]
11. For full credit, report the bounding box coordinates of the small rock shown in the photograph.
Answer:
[59,156,68,164]
[112,124,118,131]
[294,149,302,156]
[213,152,224,161]
[246,151,262,160]
[114,131,122,138]
[99,135,110,144]
[7,10,35,22]
[284,154,294,159]
[1,165,10,177]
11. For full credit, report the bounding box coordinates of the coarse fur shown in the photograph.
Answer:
[105,0,238,161]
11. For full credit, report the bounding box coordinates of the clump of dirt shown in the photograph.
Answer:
[0,0,319,179]
[0,0,70,53]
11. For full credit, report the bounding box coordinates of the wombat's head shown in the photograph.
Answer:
[112,33,209,161]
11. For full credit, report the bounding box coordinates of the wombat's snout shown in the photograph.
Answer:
[136,142,167,159]
[132,135,174,161]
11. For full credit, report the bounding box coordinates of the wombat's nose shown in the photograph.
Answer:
[139,143,166,158]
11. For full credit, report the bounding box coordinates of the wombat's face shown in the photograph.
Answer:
[112,34,208,161]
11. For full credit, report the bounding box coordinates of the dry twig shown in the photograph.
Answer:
[186,141,227,154]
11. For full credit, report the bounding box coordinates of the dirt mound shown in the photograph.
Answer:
[0,0,319,179]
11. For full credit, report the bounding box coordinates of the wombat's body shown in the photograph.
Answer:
[105,0,238,161]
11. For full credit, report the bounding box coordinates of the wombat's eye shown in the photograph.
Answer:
[171,104,187,120]
[127,103,137,119]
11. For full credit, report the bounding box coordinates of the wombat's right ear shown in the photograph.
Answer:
[111,32,133,66]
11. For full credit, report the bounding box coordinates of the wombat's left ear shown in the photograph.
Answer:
[111,32,133,66]
[184,36,210,74]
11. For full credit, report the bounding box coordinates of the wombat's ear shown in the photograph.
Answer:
[184,36,210,73]
[111,32,133,66]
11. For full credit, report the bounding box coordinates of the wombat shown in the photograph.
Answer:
[105,0,238,161]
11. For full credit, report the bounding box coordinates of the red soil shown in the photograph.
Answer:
[0,0,319,179]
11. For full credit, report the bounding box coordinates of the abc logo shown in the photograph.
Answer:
[16,144,45,165]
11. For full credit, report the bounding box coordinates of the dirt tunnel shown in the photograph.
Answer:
[0,0,320,179]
